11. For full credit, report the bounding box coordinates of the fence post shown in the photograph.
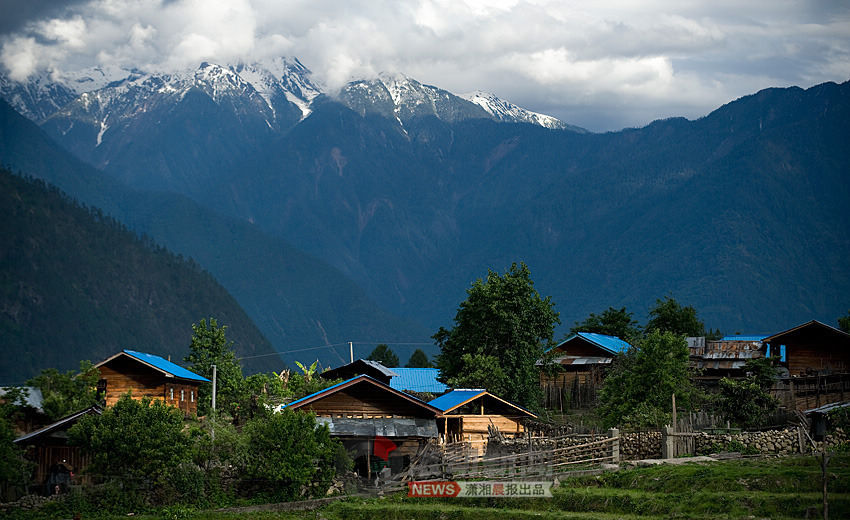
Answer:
[662,426,675,459]
[608,428,620,463]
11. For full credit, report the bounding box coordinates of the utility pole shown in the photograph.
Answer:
[211,364,217,412]
[350,341,354,363]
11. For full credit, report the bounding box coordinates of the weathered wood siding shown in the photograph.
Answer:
[98,356,200,415]
[298,386,432,418]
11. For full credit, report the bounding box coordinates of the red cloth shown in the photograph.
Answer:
[373,435,397,460]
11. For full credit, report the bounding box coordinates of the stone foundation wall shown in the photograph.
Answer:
[694,427,846,455]
[621,430,662,460]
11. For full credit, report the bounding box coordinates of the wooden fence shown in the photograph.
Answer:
[402,432,619,482]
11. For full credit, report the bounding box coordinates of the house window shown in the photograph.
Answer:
[190,390,194,402]
[170,387,174,400]
[180,389,185,402]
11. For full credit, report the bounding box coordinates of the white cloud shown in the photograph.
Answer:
[0,0,848,131]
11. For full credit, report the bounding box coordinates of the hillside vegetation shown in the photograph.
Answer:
[0,168,273,380]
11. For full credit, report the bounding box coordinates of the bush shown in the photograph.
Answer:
[240,409,340,500]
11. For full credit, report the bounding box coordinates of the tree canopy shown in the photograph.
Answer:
[645,296,706,337]
[570,306,642,343]
[69,395,189,487]
[839,310,850,334]
[716,357,779,428]
[184,317,245,419]
[27,360,101,420]
[434,262,559,409]
[405,348,433,368]
[598,330,696,428]
[367,344,399,367]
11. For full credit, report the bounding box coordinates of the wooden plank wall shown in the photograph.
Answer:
[300,386,429,418]
[98,358,200,415]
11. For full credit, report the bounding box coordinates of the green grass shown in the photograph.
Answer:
[5,454,848,519]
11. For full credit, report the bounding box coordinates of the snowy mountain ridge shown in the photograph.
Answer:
[1,58,577,131]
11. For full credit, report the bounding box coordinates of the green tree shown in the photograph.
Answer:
[27,360,101,420]
[240,409,339,500]
[434,262,560,409]
[0,390,32,493]
[598,330,696,428]
[184,318,246,420]
[716,357,779,428]
[405,349,433,368]
[839,310,850,334]
[367,344,399,367]
[570,306,642,343]
[645,296,705,337]
[69,394,190,487]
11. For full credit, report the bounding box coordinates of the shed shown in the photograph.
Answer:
[762,320,850,376]
[320,359,398,385]
[14,406,101,494]
[539,332,630,409]
[689,335,767,381]
[94,349,209,415]
[428,389,537,452]
[283,375,440,477]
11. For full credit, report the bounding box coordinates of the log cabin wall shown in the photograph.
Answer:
[299,385,432,418]
[97,356,200,415]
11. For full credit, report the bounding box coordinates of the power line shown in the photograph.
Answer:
[236,340,436,362]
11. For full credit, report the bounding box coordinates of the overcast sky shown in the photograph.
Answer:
[1,0,848,131]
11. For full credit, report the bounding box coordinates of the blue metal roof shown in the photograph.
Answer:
[123,350,210,382]
[549,332,630,355]
[282,376,357,409]
[389,368,448,394]
[428,389,486,412]
[720,335,766,342]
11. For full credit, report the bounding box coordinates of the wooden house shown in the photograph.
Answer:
[14,406,101,494]
[94,350,209,416]
[320,359,398,385]
[428,389,537,454]
[762,321,850,410]
[539,332,630,409]
[282,375,441,478]
[762,320,850,376]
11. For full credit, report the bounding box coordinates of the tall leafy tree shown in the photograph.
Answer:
[27,361,101,420]
[598,330,695,428]
[405,349,433,368]
[367,344,399,367]
[69,395,190,487]
[434,262,559,409]
[184,318,245,419]
[645,296,705,337]
[570,306,642,343]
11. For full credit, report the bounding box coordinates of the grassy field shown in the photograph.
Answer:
[9,454,849,519]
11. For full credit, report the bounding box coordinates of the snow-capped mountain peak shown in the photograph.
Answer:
[461,90,577,131]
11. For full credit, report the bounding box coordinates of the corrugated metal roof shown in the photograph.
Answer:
[428,389,486,412]
[549,332,630,356]
[720,335,767,342]
[805,401,850,415]
[14,406,102,444]
[0,386,43,412]
[314,416,439,438]
[389,368,448,394]
[281,374,441,415]
[123,350,210,382]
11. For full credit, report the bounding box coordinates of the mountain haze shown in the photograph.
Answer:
[2,58,848,365]
[0,167,273,382]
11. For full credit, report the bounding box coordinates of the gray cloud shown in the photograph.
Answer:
[1,0,848,131]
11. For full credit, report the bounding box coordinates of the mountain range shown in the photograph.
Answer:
[1,57,848,374]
